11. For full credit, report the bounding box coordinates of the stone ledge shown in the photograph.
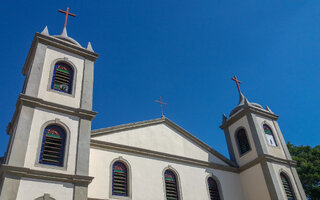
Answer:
[0,164,94,184]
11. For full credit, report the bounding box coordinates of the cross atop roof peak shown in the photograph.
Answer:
[58,7,76,28]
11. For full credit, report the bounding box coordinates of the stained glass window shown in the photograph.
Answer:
[280,173,295,200]
[112,161,128,196]
[208,177,221,200]
[51,62,73,94]
[39,125,66,166]
[263,124,277,147]
[236,129,251,155]
[164,170,179,200]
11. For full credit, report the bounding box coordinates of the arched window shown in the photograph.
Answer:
[39,125,66,166]
[51,62,74,94]
[280,172,295,200]
[263,124,277,147]
[112,161,128,196]
[164,169,179,200]
[236,128,251,155]
[207,177,221,200]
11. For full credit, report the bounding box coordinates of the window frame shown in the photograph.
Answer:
[162,166,182,200]
[279,171,297,200]
[206,174,224,200]
[35,120,70,171]
[235,128,252,156]
[109,157,132,200]
[262,123,278,147]
[47,58,77,97]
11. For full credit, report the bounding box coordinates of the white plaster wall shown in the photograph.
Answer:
[239,164,271,200]
[16,177,74,200]
[38,46,84,108]
[271,163,303,200]
[88,148,245,200]
[23,107,79,174]
[255,115,287,159]
[94,123,228,166]
[227,115,258,166]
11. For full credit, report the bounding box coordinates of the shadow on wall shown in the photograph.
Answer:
[0,157,3,164]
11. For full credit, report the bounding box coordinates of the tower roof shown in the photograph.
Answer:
[53,27,81,47]
[229,92,263,117]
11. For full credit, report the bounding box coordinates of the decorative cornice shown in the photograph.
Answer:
[90,139,239,173]
[239,154,297,172]
[23,32,98,75]
[0,164,93,184]
[91,117,236,167]
[91,139,297,174]
[7,94,97,134]
[220,105,279,129]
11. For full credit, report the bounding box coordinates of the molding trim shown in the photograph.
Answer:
[23,33,98,75]
[162,166,183,200]
[34,120,71,171]
[91,117,236,168]
[205,174,224,200]
[220,106,279,129]
[90,139,238,173]
[109,157,132,200]
[7,94,97,134]
[0,164,93,184]
[239,154,297,172]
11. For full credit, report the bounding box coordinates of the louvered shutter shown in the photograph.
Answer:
[165,170,179,200]
[280,173,295,200]
[52,63,73,94]
[112,162,128,196]
[237,129,251,155]
[208,177,221,200]
[39,125,66,166]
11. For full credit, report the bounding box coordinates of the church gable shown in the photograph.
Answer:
[91,118,233,167]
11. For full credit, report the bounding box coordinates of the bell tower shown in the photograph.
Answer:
[220,77,306,200]
[0,8,98,200]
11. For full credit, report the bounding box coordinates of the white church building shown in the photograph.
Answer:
[0,20,307,200]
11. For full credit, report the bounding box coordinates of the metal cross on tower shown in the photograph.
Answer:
[155,97,167,117]
[58,7,76,28]
[231,75,242,94]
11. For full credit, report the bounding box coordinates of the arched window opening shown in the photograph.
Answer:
[112,161,128,196]
[51,62,73,94]
[236,129,251,155]
[164,170,179,200]
[39,125,66,166]
[208,177,221,200]
[263,124,277,147]
[280,173,295,200]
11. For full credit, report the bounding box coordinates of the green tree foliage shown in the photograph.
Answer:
[287,143,320,199]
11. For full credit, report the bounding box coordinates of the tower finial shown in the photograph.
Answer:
[58,7,76,28]
[41,26,49,35]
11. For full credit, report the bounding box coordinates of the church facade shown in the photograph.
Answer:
[0,25,307,200]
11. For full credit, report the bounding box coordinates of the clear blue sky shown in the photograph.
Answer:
[0,0,319,158]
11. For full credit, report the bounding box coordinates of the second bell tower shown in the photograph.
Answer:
[220,77,306,200]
